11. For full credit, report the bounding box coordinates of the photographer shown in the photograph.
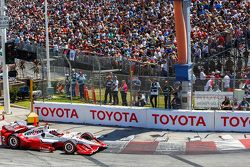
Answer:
[135,91,146,107]
[149,78,162,108]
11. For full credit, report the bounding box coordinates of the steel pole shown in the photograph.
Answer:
[45,0,51,88]
[1,0,11,114]
[62,54,72,103]
[181,0,192,110]
[98,60,101,106]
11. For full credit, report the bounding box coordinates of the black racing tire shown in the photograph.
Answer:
[81,132,94,140]
[8,135,20,149]
[63,140,76,154]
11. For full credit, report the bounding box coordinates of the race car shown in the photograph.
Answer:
[1,121,107,155]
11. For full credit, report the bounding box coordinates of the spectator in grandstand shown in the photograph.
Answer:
[71,69,78,97]
[65,74,70,97]
[149,78,162,108]
[161,60,168,77]
[120,80,128,106]
[104,75,113,105]
[171,92,181,109]
[53,43,59,56]
[194,45,202,63]
[220,96,232,110]
[112,76,119,105]
[135,91,146,107]
[77,71,87,100]
[6,0,249,95]
[162,80,173,109]
[238,97,250,111]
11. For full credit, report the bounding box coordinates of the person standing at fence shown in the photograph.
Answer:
[149,78,161,108]
[131,76,141,104]
[71,69,78,97]
[204,76,214,91]
[77,71,87,100]
[140,77,151,104]
[163,80,173,109]
[199,68,206,91]
[104,75,113,104]
[222,71,230,91]
[171,92,181,109]
[120,80,128,106]
[112,76,119,105]
[65,74,70,97]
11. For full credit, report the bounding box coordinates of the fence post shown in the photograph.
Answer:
[98,59,102,106]
[62,54,72,104]
[130,62,132,107]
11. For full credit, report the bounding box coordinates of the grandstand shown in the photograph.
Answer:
[1,0,249,109]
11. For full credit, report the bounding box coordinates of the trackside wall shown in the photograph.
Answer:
[34,102,250,132]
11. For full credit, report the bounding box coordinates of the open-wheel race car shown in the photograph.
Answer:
[0,121,107,155]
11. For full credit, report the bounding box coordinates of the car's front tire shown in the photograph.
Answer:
[63,140,76,154]
[8,135,20,149]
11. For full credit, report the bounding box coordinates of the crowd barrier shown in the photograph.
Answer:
[194,91,234,109]
[34,101,250,132]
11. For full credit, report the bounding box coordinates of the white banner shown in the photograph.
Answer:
[34,102,250,132]
[83,105,146,128]
[34,102,85,123]
[146,109,214,131]
[34,102,145,128]
[215,111,250,132]
[194,91,233,109]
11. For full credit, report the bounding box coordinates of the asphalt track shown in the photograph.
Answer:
[0,147,249,167]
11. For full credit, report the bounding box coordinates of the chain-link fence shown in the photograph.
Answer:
[22,58,250,111]
[6,32,249,110]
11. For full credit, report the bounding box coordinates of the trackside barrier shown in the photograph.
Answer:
[193,91,234,109]
[33,101,250,132]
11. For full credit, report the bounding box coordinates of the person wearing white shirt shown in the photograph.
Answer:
[150,78,162,108]
[200,69,206,80]
[223,72,231,91]
[199,68,207,90]
[204,77,214,91]
[112,76,119,105]
[69,49,76,61]
[161,60,168,77]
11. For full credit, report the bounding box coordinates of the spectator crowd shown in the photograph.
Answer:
[4,0,250,110]
[6,0,249,77]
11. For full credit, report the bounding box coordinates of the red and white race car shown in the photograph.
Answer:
[1,121,107,155]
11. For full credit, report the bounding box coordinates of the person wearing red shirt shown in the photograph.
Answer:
[120,80,128,106]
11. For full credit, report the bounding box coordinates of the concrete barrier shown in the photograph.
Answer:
[34,101,250,132]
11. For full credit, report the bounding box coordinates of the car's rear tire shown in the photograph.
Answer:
[8,135,20,149]
[63,140,76,154]
[81,132,94,140]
